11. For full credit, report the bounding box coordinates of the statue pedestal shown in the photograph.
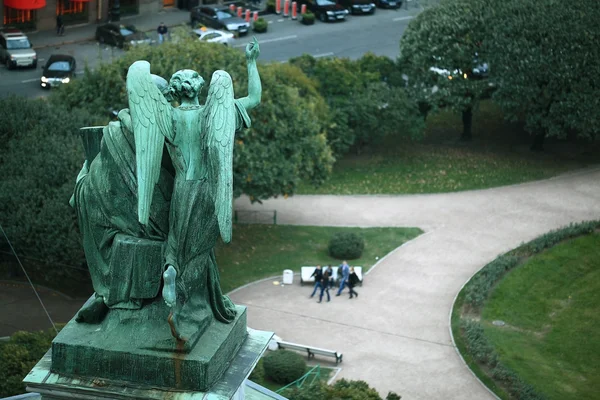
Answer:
[24,327,273,399]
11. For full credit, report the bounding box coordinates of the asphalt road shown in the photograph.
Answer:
[0,8,418,99]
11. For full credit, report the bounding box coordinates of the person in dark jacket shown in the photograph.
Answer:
[157,22,168,44]
[325,265,334,288]
[309,265,323,298]
[348,267,360,299]
[56,13,65,36]
[318,267,331,303]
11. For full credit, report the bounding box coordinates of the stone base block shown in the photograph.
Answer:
[50,301,247,392]
[24,329,274,400]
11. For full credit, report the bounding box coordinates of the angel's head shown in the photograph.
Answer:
[169,69,205,101]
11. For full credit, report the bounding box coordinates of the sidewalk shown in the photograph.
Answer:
[29,8,191,50]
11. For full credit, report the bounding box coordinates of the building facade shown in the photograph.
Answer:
[1,0,176,32]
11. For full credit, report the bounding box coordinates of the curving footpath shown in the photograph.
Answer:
[230,167,600,399]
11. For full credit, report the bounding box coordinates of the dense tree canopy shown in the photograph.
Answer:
[399,0,491,140]
[484,0,600,149]
[52,38,334,201]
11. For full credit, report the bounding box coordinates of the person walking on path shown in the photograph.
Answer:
[318,267,331,303]
[56,13,65,36]
[309,265,323,298]
[336,261,350,296]
[157,22,168,44]
[348,267,360,299]
[325,265,334,288]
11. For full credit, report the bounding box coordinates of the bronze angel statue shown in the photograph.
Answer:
[71,39,261,343]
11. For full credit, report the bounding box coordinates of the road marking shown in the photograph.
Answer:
[233,35,297,48]
[268,21,274,24]
[313,52,334,58]
[278,19,284,22]
[393,16,414,21]
[22,78,39,83]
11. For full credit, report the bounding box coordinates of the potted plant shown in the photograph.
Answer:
[301,11,315,25]
[253,17,268,33]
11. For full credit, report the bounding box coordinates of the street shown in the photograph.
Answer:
[0,9,418,99]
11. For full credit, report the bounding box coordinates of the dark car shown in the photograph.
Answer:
[375,0,401,8]
[338,0,376,14]
[95,24,152,49]
[190,6,250,35]
[40,54,76,89]
[299,0,348,22]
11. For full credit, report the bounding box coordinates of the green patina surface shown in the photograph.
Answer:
[36,39,264,394]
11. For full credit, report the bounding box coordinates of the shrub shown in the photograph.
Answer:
[248,358,264,382]
[386,392,402,400]
[301,12,315,25]
[284,379,388,400]
[328,232,365,260]
[262,350,306,384]
[253,17,268,33]
[267,0,276,13]
[0,328,59,397]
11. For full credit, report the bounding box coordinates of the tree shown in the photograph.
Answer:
[51,39,334,201]
[484,0,600,150]
[290,54,424,156]
[399,0,493,141]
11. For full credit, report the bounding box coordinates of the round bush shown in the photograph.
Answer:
[328,232,365,260]
[301,12,315,25]
[263,350,306,384]
[253,17,268,33]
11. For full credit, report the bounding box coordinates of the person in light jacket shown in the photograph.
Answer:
[335,261,349,296]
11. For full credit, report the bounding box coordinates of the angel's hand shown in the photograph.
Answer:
[245,37,260,62]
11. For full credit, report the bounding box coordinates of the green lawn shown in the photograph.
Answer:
[480,233,600,400]
[252,363,334,393]
[215,225,422,293]
[298,101,597,195]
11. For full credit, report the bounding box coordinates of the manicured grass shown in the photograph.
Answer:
[252,363,334,393]
[216,225,422,293]
[298,101,597,195]
[481,233,600,400]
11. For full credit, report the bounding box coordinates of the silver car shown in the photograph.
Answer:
[192,28,235,46]
[0,29,37,69]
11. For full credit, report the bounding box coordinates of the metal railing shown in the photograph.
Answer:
[275,365,321,394]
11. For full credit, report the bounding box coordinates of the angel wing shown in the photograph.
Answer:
[126,61,173,226]
[203,70,237,243]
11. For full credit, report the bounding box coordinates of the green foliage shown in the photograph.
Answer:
[386,391,402,400]
[0,96,94,275]
[301,12,315,25]
[464,221,600,308]
[328,232,365,260]
[262,350,306,384]
[399,0,492,117]
[284,379,385,400]
[253,17,268,33]
[248,358,264,382]
[460,320,545,400]
[484,0,600,141]
[50,39,334,202]
[0,328,58,397]
[290,54,423,157]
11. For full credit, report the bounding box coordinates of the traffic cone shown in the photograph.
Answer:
[237,6,243,18]
[283,0,290,17]
[229,4,235,13]
[291,2,297,20]
[245,9,251,23]
[301,4,307,14]
[253,11,259,22]
[276,0,281,14]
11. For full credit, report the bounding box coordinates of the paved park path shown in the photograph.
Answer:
[230,167,600,399]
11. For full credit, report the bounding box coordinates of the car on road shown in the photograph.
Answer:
[0,29,37,69]
[192,28,235,46]
[299,0,348,22]
[190,6,250,36]
[40,54,77,89]
[375,0,401,8]
[337,0,376,15]
[95,24,152,49]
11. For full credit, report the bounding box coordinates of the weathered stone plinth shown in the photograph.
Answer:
[49,299,248,392]
[24,328,274,400]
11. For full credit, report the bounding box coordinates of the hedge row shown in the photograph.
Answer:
[464,220,600,308]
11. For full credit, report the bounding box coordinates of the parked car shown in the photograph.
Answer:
[429,54,490,80]
[375,0,401,8]
[95,24,152,49]
[40,54,76,89]
[192,28,235,46]
[190,6,250,35]
[337,0,376,15]
[298,0,348,22]
[0,28,37,69]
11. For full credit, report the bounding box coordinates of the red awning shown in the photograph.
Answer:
[4,0,47,10]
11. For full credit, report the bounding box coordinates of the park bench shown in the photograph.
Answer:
[277,340,343,364]
[300,266,363,286]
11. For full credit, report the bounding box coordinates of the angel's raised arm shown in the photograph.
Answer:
[237,37,261,111]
